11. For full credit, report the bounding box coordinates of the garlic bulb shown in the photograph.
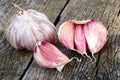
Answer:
[5,4,56,51]
[58,19,108,60]
[34,41,71,72]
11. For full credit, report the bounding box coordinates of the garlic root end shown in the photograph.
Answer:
[85,53,92,62]
[70,57,81,62]
[91,53,96,64]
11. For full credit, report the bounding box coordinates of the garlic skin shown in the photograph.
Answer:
[5,9,56,51]
[58,20,108,55]
[34,41,70,72]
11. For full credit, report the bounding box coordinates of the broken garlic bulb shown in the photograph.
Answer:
[34,41,71,72]
[5,4,56,51]
[58,19,108,58]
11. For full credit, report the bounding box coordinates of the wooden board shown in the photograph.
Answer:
[0,0,120,80]
[0,0,68,79]
[23,0,120,80]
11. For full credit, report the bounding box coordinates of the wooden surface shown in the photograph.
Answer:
[0,0,120,80]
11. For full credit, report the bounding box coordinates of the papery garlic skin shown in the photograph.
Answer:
[6,9,56,51]
[58,19,108,55]
[34,41,70,71]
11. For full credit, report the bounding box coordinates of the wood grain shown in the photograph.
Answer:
[0,0,68,80]
[23,0,120,80]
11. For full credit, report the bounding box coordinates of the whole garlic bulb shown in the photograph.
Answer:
[5,4,56,51]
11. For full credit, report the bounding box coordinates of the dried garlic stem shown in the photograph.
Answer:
[12,3,24,11]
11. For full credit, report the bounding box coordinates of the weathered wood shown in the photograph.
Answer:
[0,0,68,80]
[23,0,120,80]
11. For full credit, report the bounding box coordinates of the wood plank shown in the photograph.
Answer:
[0,0,68,79]
[23,0,120,80]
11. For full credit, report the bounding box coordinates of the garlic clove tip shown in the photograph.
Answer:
[56,64,65,72]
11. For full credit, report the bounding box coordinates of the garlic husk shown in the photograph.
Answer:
[33,41,71,72]
[58,19,108,57]
[5,6,56,51]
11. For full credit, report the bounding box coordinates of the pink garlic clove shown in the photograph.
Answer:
[58,21,75,50]
[84,20,108,53]
[27,9,56,42]
[34,41,71,72]
[74,24,87,54]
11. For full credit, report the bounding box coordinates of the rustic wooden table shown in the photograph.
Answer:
[0,0,120,80]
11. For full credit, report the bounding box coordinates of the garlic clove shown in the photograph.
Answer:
[34,41,71,72]
[10,27,18,49]
[84,20,108,53]
[27,9,56,42]
[27,9,49,21]
[33,19,56,42]
[58,21,75,50]
[74,24,87,54]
